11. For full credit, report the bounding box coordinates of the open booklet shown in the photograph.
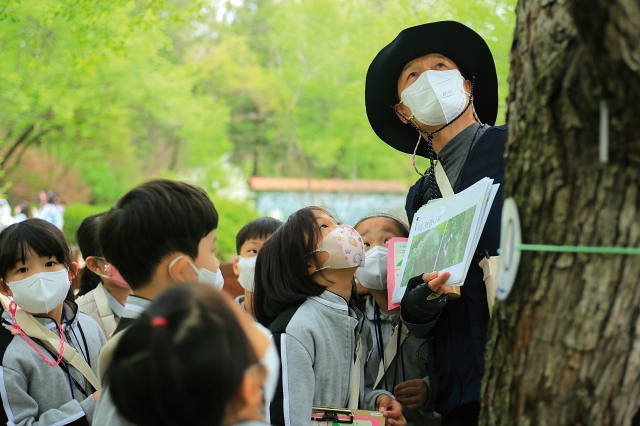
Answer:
[391,177,499,304]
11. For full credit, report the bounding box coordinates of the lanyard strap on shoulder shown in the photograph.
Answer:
[12,307,101,391]
[373,323,409,389]
[434,161,455,198]
[94,283,117,337]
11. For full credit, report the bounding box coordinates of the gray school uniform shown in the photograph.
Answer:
[0,301,106,425]
[363,297,441,426]
[268,290,391,426]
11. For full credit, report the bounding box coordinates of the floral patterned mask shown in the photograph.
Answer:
[312,224,365,270]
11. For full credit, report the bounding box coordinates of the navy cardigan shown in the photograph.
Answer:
[403,125,506,417]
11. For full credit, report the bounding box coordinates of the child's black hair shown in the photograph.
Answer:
[108,283,257,426]
[76,212,106,297]
[235,217,284,254]
[252,206,330,326]
[0,219,73,281]
[354,213,410,237]
[98,179,218,291]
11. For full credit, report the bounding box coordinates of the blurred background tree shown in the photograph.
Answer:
[0,0,515,259]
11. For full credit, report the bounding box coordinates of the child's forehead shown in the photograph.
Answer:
[356,217,404,235]
[241,237,267,249]
[14,246,52,264]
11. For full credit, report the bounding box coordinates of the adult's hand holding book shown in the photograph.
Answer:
[401,271,450,324]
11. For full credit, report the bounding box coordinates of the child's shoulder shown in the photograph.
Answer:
[0,324,16,364]
[76,311,108,342]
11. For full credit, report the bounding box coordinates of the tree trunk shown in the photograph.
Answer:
[481,0,640,425]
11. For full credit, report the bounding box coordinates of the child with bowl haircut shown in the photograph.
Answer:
[233,217,283,319]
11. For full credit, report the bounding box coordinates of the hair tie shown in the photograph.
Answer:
[151,317,169,327]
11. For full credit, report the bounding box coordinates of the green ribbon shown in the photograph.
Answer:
[499,244,640,255]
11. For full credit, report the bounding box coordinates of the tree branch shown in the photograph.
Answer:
[0,123,38,169]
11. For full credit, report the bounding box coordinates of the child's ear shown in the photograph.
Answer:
[84,256,103,276]
[237,368,264,410]
[167,255,190,284]
[0,279,12,297]
[307,262,317,276]
[232,256,240,277]
[69,262,79,281]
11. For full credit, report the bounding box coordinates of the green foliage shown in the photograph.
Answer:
[0,0,231,203]
[62,203,112,246]
[209,196,260,262]
[197,0,516,183]
[1,0,517,237]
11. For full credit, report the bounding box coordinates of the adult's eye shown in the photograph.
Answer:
[320,224,328,229]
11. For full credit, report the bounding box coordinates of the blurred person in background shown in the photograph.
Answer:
[13,201,30,223]
[34,190,63,230]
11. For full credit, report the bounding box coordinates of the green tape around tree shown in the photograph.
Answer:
[498,245,640,255]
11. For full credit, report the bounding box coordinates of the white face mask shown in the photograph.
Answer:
[254,322,280,404]
[6,268,70,314]
[169,256,224,290]
[237,256,257,292]
[400,69,469,126]
[355,246,388,291]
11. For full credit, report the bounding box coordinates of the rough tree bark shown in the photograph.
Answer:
[481,0,640,425]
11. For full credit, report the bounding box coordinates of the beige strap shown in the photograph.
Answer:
[433,162,463,300]
[374,324,409,389]
[94,283,117,337]
[12,307,101,391]
[479,256,500,317]
[434,161,454,198]
[347,338,362,409]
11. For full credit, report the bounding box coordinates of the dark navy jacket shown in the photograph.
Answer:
[402,125,506,418]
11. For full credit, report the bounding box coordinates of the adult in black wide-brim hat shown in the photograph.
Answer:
[365,20,498,157]
[364,21,506,426]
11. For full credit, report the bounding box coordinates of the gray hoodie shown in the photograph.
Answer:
[0,300,106,425]
[362,297,441,426]
[267,290,390,426]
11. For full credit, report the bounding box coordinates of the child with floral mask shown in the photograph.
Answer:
[252,207,406,426]
[75,212,132,338]
[233,217,283,319]
[106,283,278,426]
[354,214,440,426]
[0,219,107,425]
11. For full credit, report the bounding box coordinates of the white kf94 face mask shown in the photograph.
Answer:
[169,256,224,290]
[237,256,257,292]
[355,246,388,291]
[400,69,469,126]
[6,268,70,314]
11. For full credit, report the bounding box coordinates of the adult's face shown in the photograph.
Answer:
[394,53,472,130]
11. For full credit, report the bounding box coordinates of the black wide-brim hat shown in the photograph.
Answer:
[365,21,498,157]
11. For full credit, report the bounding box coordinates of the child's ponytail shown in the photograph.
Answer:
[108,284,257,426]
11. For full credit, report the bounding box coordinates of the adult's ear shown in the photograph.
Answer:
[394,103,409,124]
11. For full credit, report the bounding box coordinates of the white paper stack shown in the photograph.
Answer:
[392,178,499,303]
